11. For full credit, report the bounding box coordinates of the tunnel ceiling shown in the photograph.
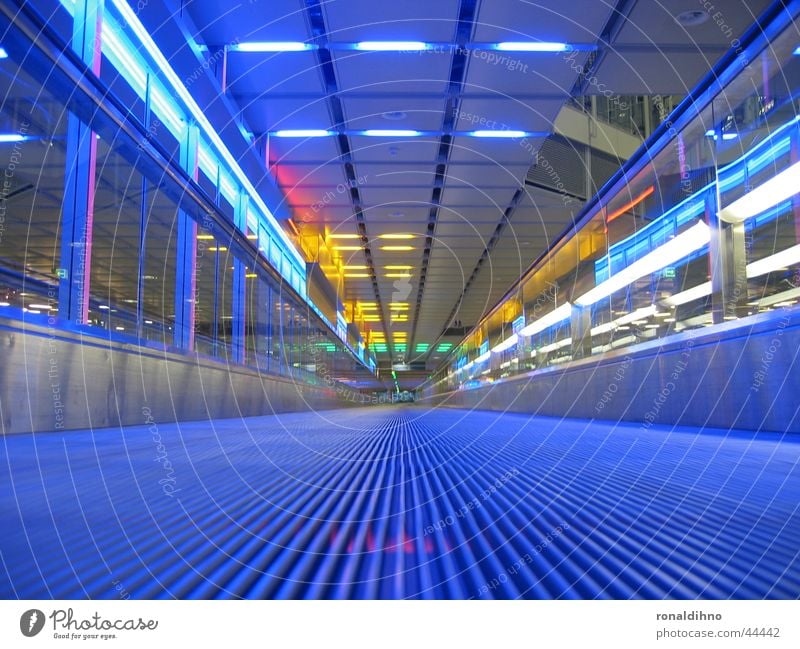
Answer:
[174,0,771,370]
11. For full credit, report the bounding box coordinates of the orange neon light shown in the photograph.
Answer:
[605,186,654,224]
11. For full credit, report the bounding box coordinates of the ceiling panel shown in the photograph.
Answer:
[322,0,460,42]
[341,95,448,131]
[243,97,333,133]
[440,183,518,208]
[349,135,440,163]
[614,0,772,46]
[593,50,718,96]
[371,248,425,265]
[447,163,530,188]
[354,163,438,187]
[332,51,452,94]
[273,163,349,189]
[449,136,545,165]
[463,52,587,95]
[366,223,426,237]
[186,0,310,43]
[433,239,490,257]
[456,97,564,132]
[296,206,355,223]
[360,186,435,206]
[226,52,325,95]
[473,1,615,43]
[360,205,431,223]
[428,246,480,274]
[434,221,498,240]
[268,137,342,164]
[437,205,507,224]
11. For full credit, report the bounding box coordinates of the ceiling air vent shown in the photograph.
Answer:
[526,135,587,201]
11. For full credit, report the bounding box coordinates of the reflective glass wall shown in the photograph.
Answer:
[0,0,374,391]
[426,5,800,396]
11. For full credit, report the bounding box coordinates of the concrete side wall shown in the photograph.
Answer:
[419,309,800,434]
[0,320,363,434]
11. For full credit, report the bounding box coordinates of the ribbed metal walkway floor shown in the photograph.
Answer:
[1,407,799,599]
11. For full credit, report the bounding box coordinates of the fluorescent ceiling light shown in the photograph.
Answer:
[491,334,519,353]
[757,286,800,308]
[706,129,738,141]
[662,282,711,307]
[361,129,421,137]
[519,302,572,337]
[590,321,617,337]
[381,245,414,251]
[0,134,26,143]
[718,160,800,223]
[272,129,333,137]
[469,130,528,138]
[576,221,710,306]
[232,42,315,52]
[355,41,430,51]
[495,42,569,52]
[389,303,408,307]
[590,305,658,336]
[537,337,572,354]
[385,265,413,270]
[746,243,800,278]
[379,233,415,239]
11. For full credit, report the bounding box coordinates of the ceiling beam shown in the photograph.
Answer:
[570,0,640,97]
[405,0,480,360]
[301,0,393,363]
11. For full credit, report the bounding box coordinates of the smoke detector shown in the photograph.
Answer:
[675,10,709,27]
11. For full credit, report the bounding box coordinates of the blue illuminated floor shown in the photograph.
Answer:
[1,407,799,599]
